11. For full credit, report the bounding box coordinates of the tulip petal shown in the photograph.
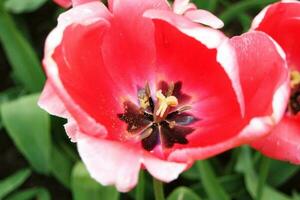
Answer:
[251,1,300,69]
[43,2,122,140]
[149,17,243,146]
[168,31,289,162]
[229,31,288,121]
[39,81,68,118]
[144,9,225,48]
[251,116,300,164]
[77,137,141,192]
[101,0,170,94]
[168,115,286,163]
[53,0,97,8]
[38,81,82,141]
[77,135,187,192]
[173,0,196,14]
[143,153,187,182]
[72,0,97,6]
[53,22,132,140]
[53,0,72,8]
[184,9,224,29]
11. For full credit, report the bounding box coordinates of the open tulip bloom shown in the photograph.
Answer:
[40,0,292,192]
[250,0,300,165]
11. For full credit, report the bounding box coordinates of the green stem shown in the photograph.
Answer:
[153,178,165,200]
[135,171,145,200]
[196,161,229,200]
[256,157,271,200]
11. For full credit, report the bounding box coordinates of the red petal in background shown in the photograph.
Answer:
[252,1,300,69]
[252,115,300,164]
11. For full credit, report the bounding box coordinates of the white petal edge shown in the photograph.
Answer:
[42,2,112,140]
[77,136,187,192]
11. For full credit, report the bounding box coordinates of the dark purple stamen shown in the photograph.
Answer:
[118,81,199,151]
[289,84,300,115]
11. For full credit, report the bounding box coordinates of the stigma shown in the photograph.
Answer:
[118,81,198,151]
[155,90,178,118]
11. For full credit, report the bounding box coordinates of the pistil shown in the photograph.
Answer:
[118,81,198,151]
[155,90,178,118]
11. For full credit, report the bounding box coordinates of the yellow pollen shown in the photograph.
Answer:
[291,70,300,88]
[139,97,150,109]
[155,90,178,117]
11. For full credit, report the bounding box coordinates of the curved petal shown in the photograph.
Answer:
[173,0,196,14]
[168,116,276,162]
[38,81,68,118]
[77,135,187,192]
[53,0,71,8]
[52,21,130,139]
[43,2,120,140]
[146,14,246,148]
[251,1,300,69]
[251,115,300,164]
[168,31,289,162]
[142,152,187,182]
[38,81,83,141]
[77,137,141,192]
[101,0,170,94]
[230,31,288,121]
[72,0,98,6]
[144,9,226,48]
[53,0,97,8]
[184,9,224,29]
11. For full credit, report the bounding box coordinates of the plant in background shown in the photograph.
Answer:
[40,0,289,194]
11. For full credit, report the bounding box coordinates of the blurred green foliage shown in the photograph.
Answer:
[0,0,300,199]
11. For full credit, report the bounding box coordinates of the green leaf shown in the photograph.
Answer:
[0,87,24,130]
[168,187,201,200]
[191,174,244,199]
[71,162,120,200]
[238,13,252,32]
[0,87,23,105]
[4,0,48,13]
[181,164,199,180]
[236,146,292,200]
[0,168,31,199]
[267,160,300,187]
[292,191,300,200]
[1,94,51,174]
[0,4,45,92]
[192,0,209,10]
[219,174,244,195]
[135,171,145,200]
[6,188,37,200]
[256,157,271,200]
[196,161,230,200]
[6,187,51,200]
[191,0,218,12]
[35,188,51,200]
[51,145,74,188]
[220,0,278,25]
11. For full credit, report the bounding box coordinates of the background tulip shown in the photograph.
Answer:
[250,0,300,165]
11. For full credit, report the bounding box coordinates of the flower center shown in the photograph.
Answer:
[118,81,198,151]
[288,70,300,115]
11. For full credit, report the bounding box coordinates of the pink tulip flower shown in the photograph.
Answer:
[40,0,289,191]
[251,0,300,164]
